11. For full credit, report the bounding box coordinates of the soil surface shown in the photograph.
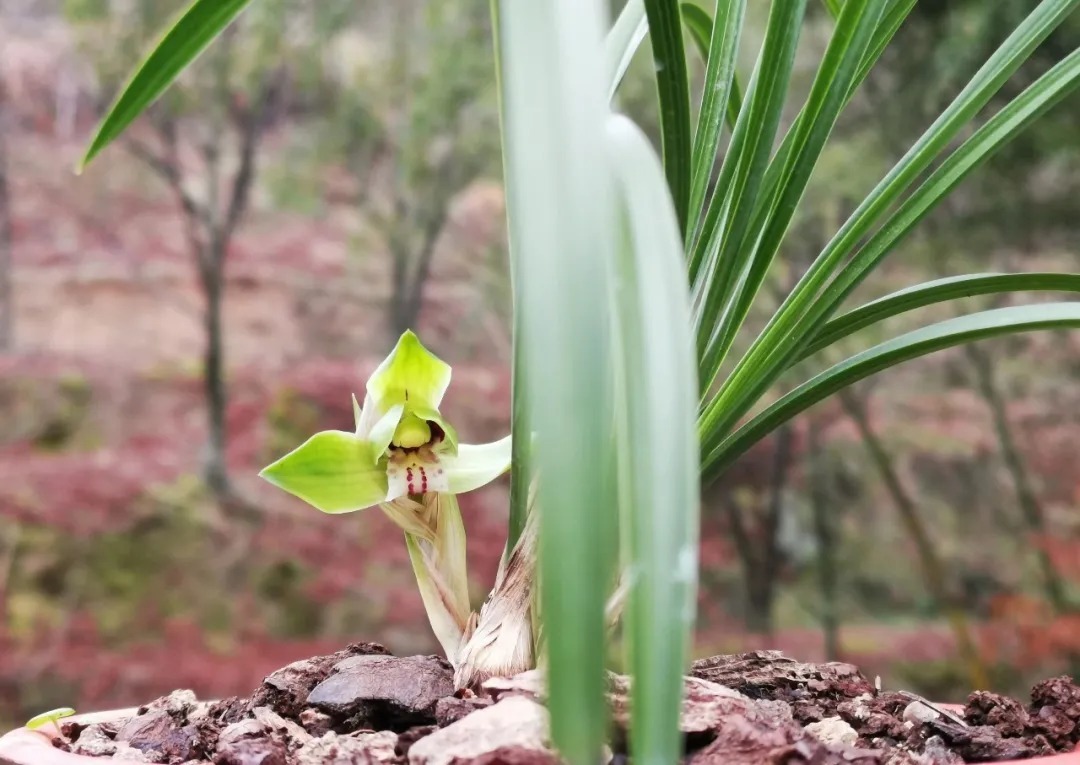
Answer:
[45,646,1079,764]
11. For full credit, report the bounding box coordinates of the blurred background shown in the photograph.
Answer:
[0,0,1078,729]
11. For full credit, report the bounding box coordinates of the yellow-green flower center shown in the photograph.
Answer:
[392,411,432,449]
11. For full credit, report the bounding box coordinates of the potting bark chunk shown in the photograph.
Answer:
[306,654,453,729]
[435,695,493,727]
[249,643,391,721]
[964,692,1029,737]
[68,724,120,758]
[140,690,199,719]
[406,695,554,765]
[1027,706,1076,751]
[214,736,288,765]
[609,675,749,751]
[298,708,334,737]
[804,717,859,748]
[480,670,547,702]
[1029,676,1080,748]
[395,725,438,759]
[116,710,201,763]
[293,730,397,765]
[690,650,875,722]
[205,698,250,728]
[215,718,290,765]
[928,721,1056,762]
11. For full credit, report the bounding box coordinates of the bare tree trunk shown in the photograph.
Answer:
[808,420,841,661]
[201,249,230,500]
[839,388,990,690]
[728,426,793,638]
[0,523,20,628]
[0,87,12,351]
[385,182,452,342]
[965,344,1069,614]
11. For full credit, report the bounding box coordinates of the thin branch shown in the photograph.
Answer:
[123,135,210,243]
[762,423,793,582]
[966,343,1069,613]
[0,84,13,351]
[222,70,282,253]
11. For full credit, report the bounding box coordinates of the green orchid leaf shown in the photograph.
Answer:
[367,330,452,413]
[607,113,700,765]
[800,272,1080,360]
[605,0,647,100]
[703,302,1080,479]
[80,0,253,169]
[260,431,388,513]
[446,436,512,495]
[685,0,747,230]
[26,708,76,731]
[644,0,693,232]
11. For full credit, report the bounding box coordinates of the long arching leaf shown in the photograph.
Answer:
[607,112,699,765]
[80,0,253,169]
[801,273,1080,360]
[644,0,693,233]
[686,0,747,232]
[699,0,1080,455]
[816,46,1080,321]
[606,0,648,100]
[496,2,619,763]
[702,303,1080,480]
[688,0,807,326]
[696,0,887,391]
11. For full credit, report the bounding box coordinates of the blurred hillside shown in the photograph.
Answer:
[0,0,1078,729]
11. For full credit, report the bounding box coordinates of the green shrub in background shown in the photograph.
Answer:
[81,0,1080,763]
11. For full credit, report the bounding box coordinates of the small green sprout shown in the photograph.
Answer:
[26,707,76,737]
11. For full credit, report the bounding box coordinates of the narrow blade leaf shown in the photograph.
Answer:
[686,0,747,232]
[802,273,1080,360]
[689,0,807,350]
[703,303,1080,479]
[699,0,1080,453]
[680,3,743,131]
[496,1,619,763]
[607,113,700,765]
[696,0,887,389]
[644,0,693,232]
[817,45,1080,322]
[80,0,253,169]
[606,0,649,100]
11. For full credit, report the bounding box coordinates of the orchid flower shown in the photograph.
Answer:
[260,330,511,661]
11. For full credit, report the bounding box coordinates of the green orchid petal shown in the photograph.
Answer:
[369,403,405,460]
[260,431,387,513]
[409,406,459,453]
[352,393,363,432]
[367,330,452,413]
[445,435,512,495]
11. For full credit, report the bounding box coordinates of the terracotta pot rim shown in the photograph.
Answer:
[1,706,1078,765]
